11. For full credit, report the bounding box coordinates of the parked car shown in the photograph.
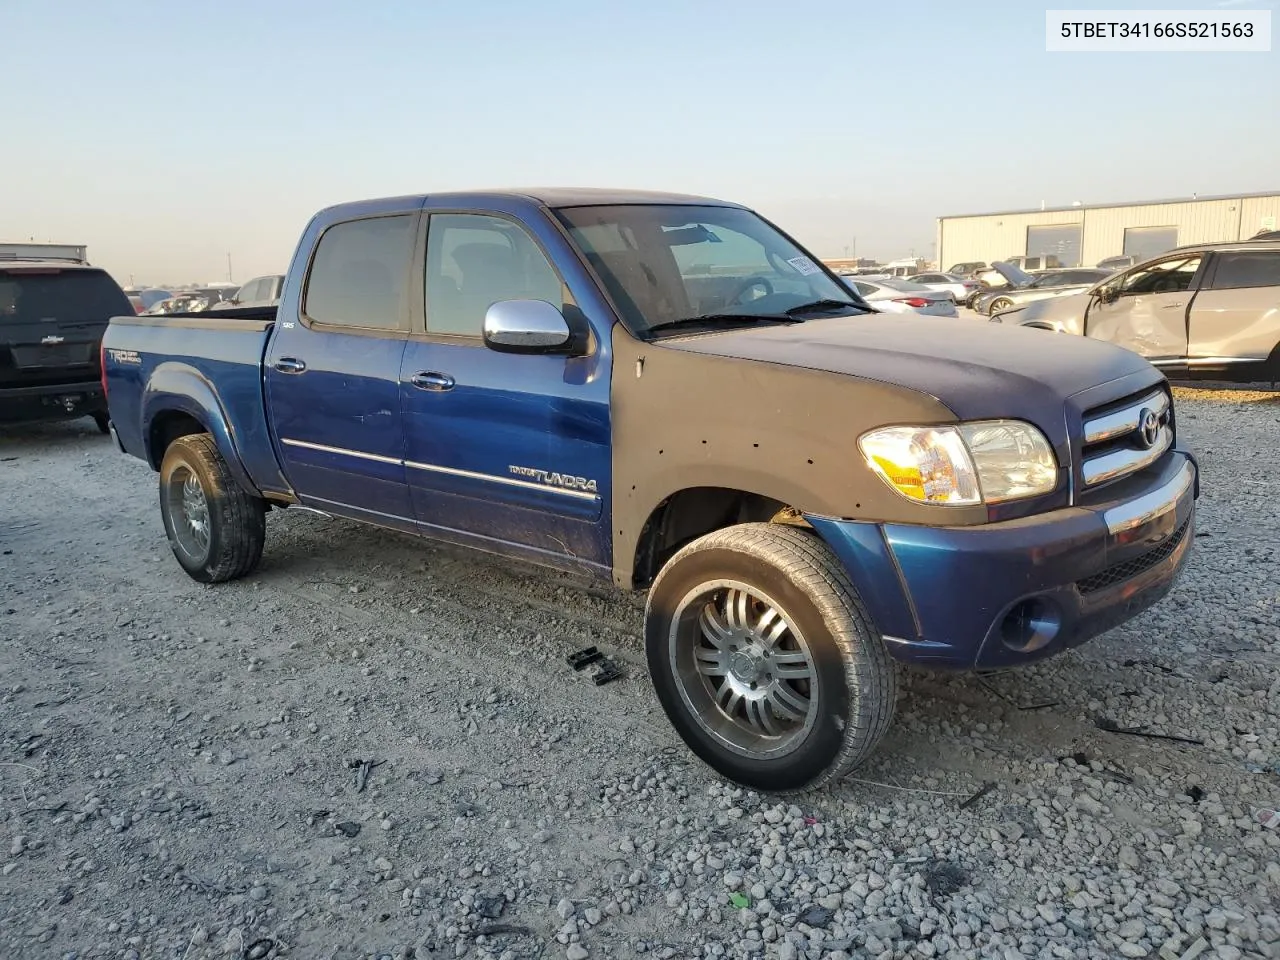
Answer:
[1250,229,1280,241]
[991,240,1280,382]
[839,275,958,317]
[123,287,173,312]
[1,259,133,432]
[976,265,1114,316]
[144,293,209,315]
[1096,255,1138,271]
[103,188,1197,792]
[126,295,145,314]
[189,286,238,310]
[946,262,988,279]
[225,274,285,308]
[905,271,980,304]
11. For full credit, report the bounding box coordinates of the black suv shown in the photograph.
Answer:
[1,260,133,433]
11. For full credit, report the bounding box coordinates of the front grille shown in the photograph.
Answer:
[1077,517,1190,594]
[1079,386,1173,487]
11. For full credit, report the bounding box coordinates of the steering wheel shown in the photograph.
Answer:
[726,276,775,305]
[1151,276,1181,294]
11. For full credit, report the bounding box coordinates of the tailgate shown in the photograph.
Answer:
[1,267,127,388]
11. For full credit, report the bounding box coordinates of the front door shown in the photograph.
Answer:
[399,210,612,575]
[265,211,419,521]
[1084,252,1204,364]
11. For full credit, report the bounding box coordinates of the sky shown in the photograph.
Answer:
[2,0,1276,285]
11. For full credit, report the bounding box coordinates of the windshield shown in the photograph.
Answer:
[555,204,866,334]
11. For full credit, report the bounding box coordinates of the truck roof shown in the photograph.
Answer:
[0,259,104,271]
[316,188,743,217]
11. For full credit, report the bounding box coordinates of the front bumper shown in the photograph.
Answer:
[807,450,1198,670]
[0,381,105,424]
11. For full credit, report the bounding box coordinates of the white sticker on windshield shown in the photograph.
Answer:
[787,256,821,276]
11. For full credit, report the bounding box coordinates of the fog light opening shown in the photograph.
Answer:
[999,598,1061,653]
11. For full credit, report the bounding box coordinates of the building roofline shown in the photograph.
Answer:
[938,190,1280,222]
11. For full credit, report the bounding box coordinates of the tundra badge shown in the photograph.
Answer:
[509,465,598,494]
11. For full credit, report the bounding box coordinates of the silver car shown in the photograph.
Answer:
[905,271,980,304]
[990,240,1280,383]
[975,264,1114,316]
[840,275,958,317]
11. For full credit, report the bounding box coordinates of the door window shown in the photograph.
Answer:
[424,213,565,337]
[303,215,416,329]
[1115,255,1202,296]
[1210,251,1280,290]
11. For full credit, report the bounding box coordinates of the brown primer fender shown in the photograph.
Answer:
[609,325,987,588]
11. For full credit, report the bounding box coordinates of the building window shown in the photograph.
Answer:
[1123,226,1178,263]
[1025,224,1081,268]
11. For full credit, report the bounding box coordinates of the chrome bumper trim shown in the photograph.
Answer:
[1101,459,1195,535]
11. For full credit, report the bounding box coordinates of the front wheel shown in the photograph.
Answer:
[159,434,265,583]
[645,523,896,792]
[988,297,1013,316]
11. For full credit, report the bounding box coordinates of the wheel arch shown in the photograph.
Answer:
[142,363,257,496]
[627,486,807,590]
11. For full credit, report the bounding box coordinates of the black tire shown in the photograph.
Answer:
[92,412,110,435]
[645,523,896,793]
[988,297,1013,316]
[158,433,265,583]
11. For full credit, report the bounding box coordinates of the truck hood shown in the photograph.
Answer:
[660,313,1157,422]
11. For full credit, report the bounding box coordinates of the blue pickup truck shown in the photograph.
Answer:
[102,189,1199,791]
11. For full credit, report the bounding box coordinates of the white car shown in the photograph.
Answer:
[841,275,958,317]
[905,271,979,304]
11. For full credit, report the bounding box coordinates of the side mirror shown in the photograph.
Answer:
[483,299,574,354]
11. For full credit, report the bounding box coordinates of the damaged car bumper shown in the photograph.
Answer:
[806,450,1198,670]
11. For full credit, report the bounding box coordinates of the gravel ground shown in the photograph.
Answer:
[1,386,1278,960]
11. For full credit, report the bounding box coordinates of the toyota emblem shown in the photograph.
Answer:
[1137,408,1161,448]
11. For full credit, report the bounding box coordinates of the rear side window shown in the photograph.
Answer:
[0,269,131,324]
[304,215,415,329]
[1211,252,1280,290]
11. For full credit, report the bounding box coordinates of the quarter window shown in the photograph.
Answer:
[303,215,415,329]
[1211,251,1280,290]
[424,213,564,337]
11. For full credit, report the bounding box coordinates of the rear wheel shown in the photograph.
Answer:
[988,296,1013,315]
[91,412,110,435]
[645,523,896,792]
[159,434,265,583]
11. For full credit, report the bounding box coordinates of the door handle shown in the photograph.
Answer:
[274,357,307,373]
[1161,302,1184,309]
[411,371,455,391]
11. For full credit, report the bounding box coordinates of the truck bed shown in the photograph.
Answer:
[102,309,292,498]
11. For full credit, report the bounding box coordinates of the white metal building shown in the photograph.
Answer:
[936,191,1280,272]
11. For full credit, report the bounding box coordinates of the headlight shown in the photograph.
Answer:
[859,420,1058,505]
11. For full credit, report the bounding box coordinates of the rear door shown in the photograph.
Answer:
[0,266,131,390]
[1083,252,1205,364]
[264,210,419,520]
[1187,249,1280,370]
[399,207,611,571]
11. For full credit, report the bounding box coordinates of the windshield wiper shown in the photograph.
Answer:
[785,298,867,316]
[644,313,803,335]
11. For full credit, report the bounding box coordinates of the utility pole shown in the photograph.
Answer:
[226,252,233,282]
